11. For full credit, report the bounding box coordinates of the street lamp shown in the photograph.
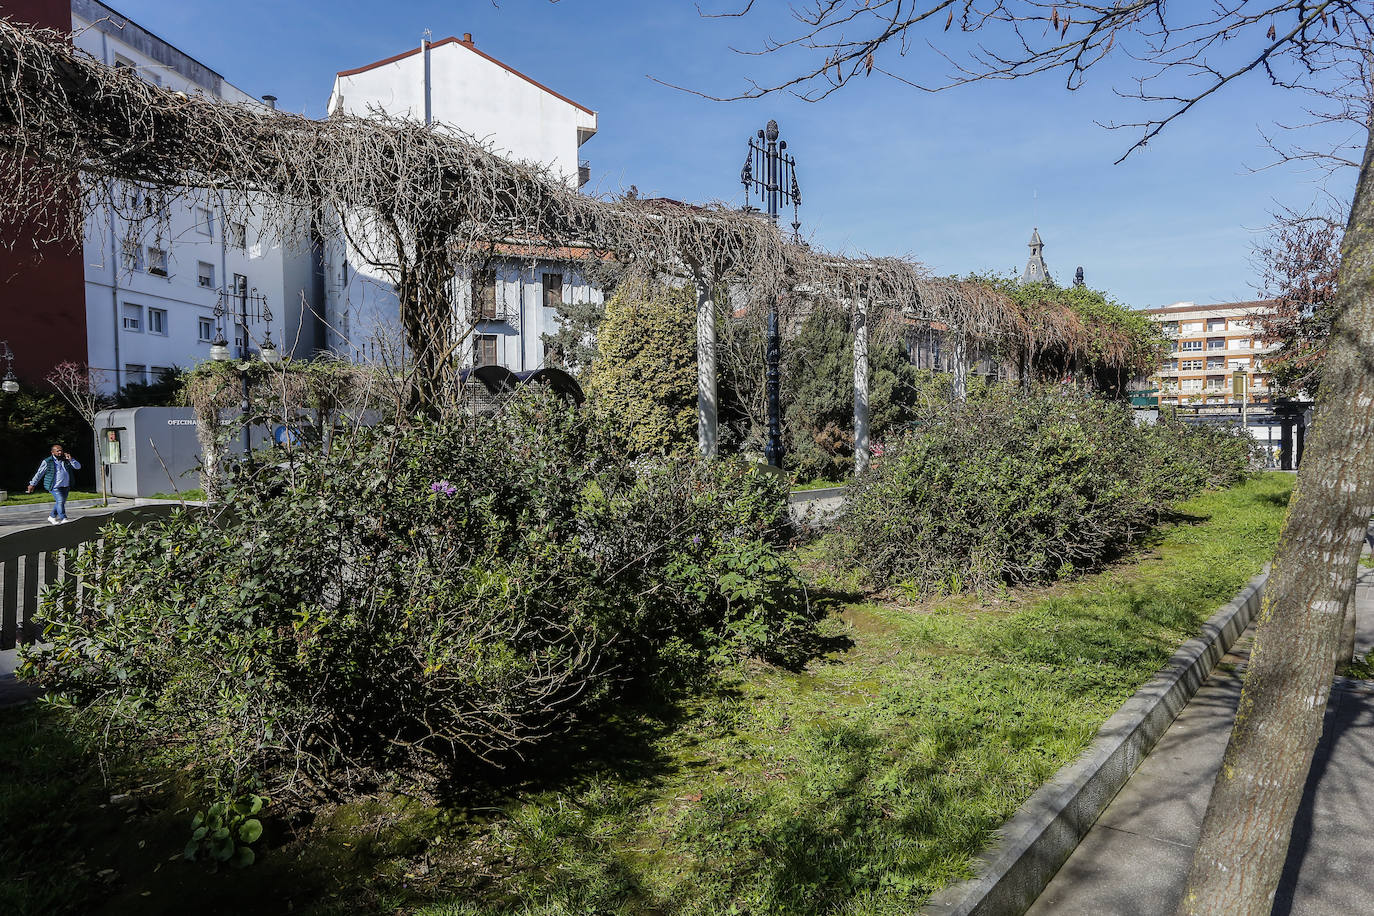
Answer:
[0,340,17,393]
[742,120,803,469]
[213,281,275,459]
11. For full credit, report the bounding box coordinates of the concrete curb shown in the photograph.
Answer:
[921,567,1269,916]
[787,486,847,504]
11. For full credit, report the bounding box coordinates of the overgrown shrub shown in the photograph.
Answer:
[829,387,1251,593]
[21,393,812,802]
[587,274,698,455]
[782,303,965,482]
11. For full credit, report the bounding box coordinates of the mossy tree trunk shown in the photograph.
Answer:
[1178,127,1374,915]
[394,221,457,415]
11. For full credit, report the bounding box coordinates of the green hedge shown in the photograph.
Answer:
[22,393,814,801]
[829,387,1253,593]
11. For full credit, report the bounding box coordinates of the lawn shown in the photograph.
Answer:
[1,490,102,506]
[0,473,1292,915]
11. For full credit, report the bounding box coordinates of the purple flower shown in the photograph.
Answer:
[430,480,457,497]
[692,535,703,547]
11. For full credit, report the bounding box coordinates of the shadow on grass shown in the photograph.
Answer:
[0,616,860,916]
[0,703,369,916]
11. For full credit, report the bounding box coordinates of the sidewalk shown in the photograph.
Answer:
[0,497,134,532]
[1025,565,1374,916]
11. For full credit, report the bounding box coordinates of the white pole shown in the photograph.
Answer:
[694,270,718,458]
[853,295,870,475]
[951,325,968,403]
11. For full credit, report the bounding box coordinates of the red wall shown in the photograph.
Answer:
[0,0,86,384]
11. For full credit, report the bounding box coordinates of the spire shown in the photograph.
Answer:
[1021,227,1052,285]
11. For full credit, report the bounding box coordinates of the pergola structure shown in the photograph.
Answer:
[0,18,1153,471]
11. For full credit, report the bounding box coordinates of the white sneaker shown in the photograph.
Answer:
[47,516,59,525]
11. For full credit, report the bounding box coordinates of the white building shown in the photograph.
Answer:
[323,34,602,372]
[73,0,319,392]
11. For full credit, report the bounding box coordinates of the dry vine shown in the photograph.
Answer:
[0,18,1150,412]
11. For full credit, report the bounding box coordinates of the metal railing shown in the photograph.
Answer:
[0,505,180,649]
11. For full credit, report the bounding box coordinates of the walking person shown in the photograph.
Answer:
[27,443,81,524]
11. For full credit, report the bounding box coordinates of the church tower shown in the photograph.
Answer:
[1021,227,1052,285]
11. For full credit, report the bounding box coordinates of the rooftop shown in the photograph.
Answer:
[335,33,595,117]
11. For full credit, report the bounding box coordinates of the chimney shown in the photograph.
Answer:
[462,32,473,44]
[261,95,277,109]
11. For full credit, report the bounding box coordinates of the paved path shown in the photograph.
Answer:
[0,498,134,533]
[1026,565,1374,916]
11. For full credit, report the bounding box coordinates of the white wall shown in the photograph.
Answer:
[322,36,600,373]
[328,37,596,184]
[74,2,318,391]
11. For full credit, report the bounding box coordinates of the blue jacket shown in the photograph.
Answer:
[30,455,80,491]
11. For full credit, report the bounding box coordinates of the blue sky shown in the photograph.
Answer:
[101,0,1360,309]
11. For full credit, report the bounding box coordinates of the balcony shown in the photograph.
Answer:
[578,160,591,189]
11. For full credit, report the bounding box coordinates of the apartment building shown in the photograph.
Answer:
[1145,301,1277,407]
[72,0,318,392]
[323,34,602,372]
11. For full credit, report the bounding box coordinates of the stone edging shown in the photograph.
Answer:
[921,567,1269,916]
[787,486,847,504]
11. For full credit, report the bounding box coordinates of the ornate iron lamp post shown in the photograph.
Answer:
[0,340,18,393]
[210,278,275,460]
[741,120,802,468]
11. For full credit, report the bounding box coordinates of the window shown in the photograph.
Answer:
[1205,337,1225,350]
[124,363,147,385]
[1181,320,1203,333]
[1206,375,1225,389]
[198,261,215,288]
[195,207,213,236]
[1206,356,1224,369]
[147,247,168,277]
[474,334,498,367]
[1207,318,1226,332]
[234,322,247,352]
[1180,340,1203,351]
[1227,337,1248,350]
[229,222,247,250]
[122,237,144,271]
[472,271,498,320]
[1229,358,1249,370]
[122,303,142,332]
[1180,359,1202,371]
[1181,378,1203,391]
[1231,319,1253,331]
[542,273,564,310]
[147,307,167,335]
[1161,359,1178,372]
[114,54,159,86]
[198,316,214,342]
[102,428,125,465]
[1161,321,1179,336]
[150,366,172,383]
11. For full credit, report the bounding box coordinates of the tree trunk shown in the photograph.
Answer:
[694,269,718,459]
[1338,596,1358,675]
[1177,128,1374,915]
[397,239,456,415]
[853,294,870,475]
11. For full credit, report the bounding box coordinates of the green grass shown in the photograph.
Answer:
[0,473,1292,915]
[146,488,206,502]
[1,490,102,506]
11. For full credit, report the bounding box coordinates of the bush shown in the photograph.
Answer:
[21,393,813,802]
[782,303,963,482]
[829,387,1251,593]
[587,274,698,455]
